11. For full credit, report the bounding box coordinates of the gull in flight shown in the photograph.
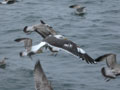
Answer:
[23,20,57,38]
[14,38,43,59]
[95,53,120,81]
[69,4,86,15]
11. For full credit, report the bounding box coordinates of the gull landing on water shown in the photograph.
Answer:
[95,53,120,81]
[14,38,43,59]
[0,0,16,4]
[33,35,95,64]
[69,4,86,16]
[34,60,53,90]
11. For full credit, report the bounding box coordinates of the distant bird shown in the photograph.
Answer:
[14,38,43,59]
[28,35,95,64]
[0,57,8,68]
[34,60,53,90]
[23,20,57,38]
[69,4,86,15]
[0,0,16,4]
[95,53,120,81]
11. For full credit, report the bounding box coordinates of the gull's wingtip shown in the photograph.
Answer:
[34,60,41,71]
[23,26,28,33]
[40,20,46,24]
[14,38,21,42]
[83,54,96,64]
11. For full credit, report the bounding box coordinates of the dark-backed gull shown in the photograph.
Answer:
[34,60,53,90]
[30,35,95,64]
[0,0,16,4]
[69,4,86,15]
[95,53,120,81]
[14,38,43,59]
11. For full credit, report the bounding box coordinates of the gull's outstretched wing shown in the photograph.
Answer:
[14,38,32,52]
[34,60,53,90]
[95,53,116,68]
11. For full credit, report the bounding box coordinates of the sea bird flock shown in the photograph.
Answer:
[0,0,120,90]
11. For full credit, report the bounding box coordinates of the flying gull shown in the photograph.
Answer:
[14,38,43,59]
[0,0,16,4]
[0,57,8,68]
[23,20,57,38]
[34,60,53,90]
[95,53,120,81]
[69,4,86,15]
[26,35,95,64]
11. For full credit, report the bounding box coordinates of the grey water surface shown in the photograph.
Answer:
[0,0,120,90]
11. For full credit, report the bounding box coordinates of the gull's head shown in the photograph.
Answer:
[19,52,27,57]
[23,26,34,34]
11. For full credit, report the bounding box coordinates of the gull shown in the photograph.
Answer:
[0,0,16,4]
[29,35,95,64]
[69,4,86,15]
[0,57,8,68]
[95,53,120,81]
[34,60,53,90]
[14,38,43,59]
[23,20,57,38]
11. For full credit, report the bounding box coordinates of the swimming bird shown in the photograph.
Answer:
[23,20,57,38]
[69,4,86,15]
[0,57,8,68]
[0,0,16,4]
[95,53,120,81]
[14,38,43,59]
[34,60,53,90]
[29,35,95,64]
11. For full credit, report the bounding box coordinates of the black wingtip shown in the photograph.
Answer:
[14,38,21,42]
[34,60,41,71]
[69,5,74,8]
[23,26,28,33]
[40,20,46,24]
[83,54,96,64]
